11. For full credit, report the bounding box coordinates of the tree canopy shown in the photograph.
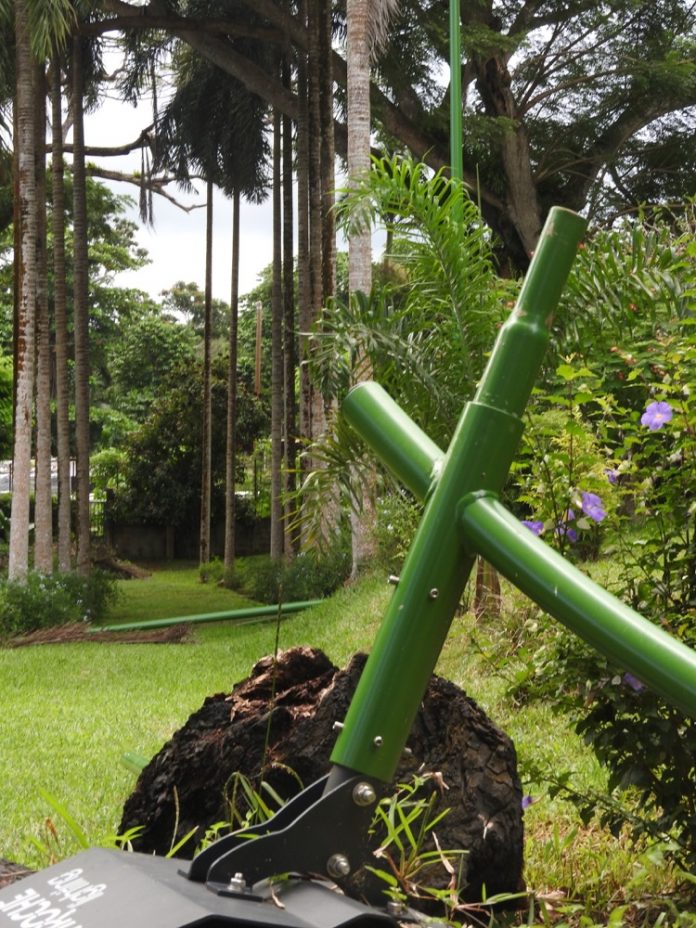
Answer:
[86,0,696,268]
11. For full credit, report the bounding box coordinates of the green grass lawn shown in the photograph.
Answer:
[0,566,389,868]
[0,562,691,922]
[100,560,261,623]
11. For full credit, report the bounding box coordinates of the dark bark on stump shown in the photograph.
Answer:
[120,647,524,904]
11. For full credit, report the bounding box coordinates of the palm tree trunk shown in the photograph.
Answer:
[223,187,240,578]
[34,61,53,574]
[282,63,297,556]
[306,0,327,449]
[51,54,72,572]
[346,0,373,297]
[319,0,336,301]
[199,179,213,567]
[71,35,91,575]
[9,0,38,582]
[307,0,324,319]
[296,0,312,450]
[270,109,284,561]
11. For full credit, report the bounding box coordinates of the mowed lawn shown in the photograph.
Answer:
[0,566,389,868]
[0,562,681,917]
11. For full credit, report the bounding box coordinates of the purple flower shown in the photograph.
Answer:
[581,491,606,523]
[640,401,673,431]
[605,468,618,485]
[622,672,645,693]
[521,795,535,810]
[521,519,544,536]
[556,524,578,543]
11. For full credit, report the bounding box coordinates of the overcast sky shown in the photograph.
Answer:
[84,70,276,306]
[82,44,384,307]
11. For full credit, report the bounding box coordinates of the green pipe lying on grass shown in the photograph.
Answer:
[90,599,323,634]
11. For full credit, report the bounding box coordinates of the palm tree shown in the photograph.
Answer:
[270,108,284,561]
[223,187,240,578]
[153,41,269,565]
[345,0,399,573]
[8,0,38,582]
[6,0,79,581]
[282,71,297,555]
[199,179,213,566]
[33,60,52,573]
[71,33,91,576]
[51,52,72,572]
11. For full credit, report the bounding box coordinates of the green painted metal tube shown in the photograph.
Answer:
[342,382,444,500]
[331,208,587,782]
[460,493,696,717]
[90,600,322,634]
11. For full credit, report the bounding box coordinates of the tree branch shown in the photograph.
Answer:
[86,165,206,212]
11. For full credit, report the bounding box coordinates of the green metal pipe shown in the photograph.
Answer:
[90,600,323,634]
[331,207,587,782]
[459,493,696,717]
[342,381,444,500]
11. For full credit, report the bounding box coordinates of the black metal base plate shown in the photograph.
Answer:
[0,849,397,928]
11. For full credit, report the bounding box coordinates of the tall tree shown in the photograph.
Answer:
[51,53,72,571]
[33,60,52,573]
[199,179,213,566]
[223,187,240,578]
[281,65,296,556]
[345,0,398,574]
[71,34,91,575]
[269,108,284,561]
[153,39,269,564]
[8,0,37,582]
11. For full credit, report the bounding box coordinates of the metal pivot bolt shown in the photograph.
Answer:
[352,782,377,807]
[428,588,439,600]
[227,872,246,893]
[373,735,384,748]
[326,854,351,879]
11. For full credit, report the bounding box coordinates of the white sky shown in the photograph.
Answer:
[81,43,385,307]
[84,90,276,305]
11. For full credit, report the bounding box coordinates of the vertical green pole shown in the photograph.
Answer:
[449,0,463,182]
[332,208,586,783]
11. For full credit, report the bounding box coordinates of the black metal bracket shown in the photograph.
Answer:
[185,774,381,892]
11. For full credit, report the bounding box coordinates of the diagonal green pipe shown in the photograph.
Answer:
[332,207,587,782]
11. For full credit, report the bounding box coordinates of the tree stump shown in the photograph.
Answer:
[120,647,524,905]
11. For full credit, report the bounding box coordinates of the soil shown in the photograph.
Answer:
[120,646,525,906]
[0,859,33,890]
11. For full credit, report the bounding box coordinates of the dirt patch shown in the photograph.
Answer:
[0,859,33,889]
[5,622,191,648]
[120,646,525,905]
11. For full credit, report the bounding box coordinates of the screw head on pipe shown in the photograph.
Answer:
[326,854,351,879]
[428,588,439,600]
[353,782,377,807]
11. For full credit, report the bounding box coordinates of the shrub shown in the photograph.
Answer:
[229,546,351,605]
[509,216,696,869]
[373,491,422,574]
[0,570,119,638]
[199,557,224,585]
